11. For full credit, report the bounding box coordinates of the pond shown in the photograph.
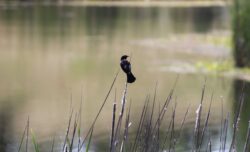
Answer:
[0,4,248,152]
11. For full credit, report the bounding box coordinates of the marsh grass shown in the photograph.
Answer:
[31,129,40,152]
[50,136,55,152]
[17,73,250,152]
[18,117,29,152]
[243,121,250,152]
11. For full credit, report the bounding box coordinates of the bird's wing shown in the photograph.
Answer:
[126,61,131,71]
[121,60,131,73]
[128,62,131,70]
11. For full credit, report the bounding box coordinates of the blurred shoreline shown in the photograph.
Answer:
[0,0,230,7]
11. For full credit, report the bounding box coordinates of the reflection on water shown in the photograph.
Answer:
[0,4,246,151]
[233,79,250,152]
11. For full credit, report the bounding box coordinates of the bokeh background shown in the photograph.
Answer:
[0,0,249,151]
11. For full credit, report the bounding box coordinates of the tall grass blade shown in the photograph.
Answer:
[193,82,206,151]
[113,82,128,151]
[69,114,78,152]
[26,116,29,152]
[80,70,119,151]
[78,97,83,152]
[110,90,117,152]
[243,120,250,152]
[198,93,213,151]
[229,84,245,152]
[85,127,94,152]
[63,109,74,152]
[156,104,161,151]
[222,113,229,152]
[51,136,55,152]
[145,82,157,151]
[18,117,29,152]
[31,129,40,152]
[161,115,173,151]
[151,90,173,137]
[18,126,27,152]
[149,82,157,130]
[131,95,149,152]
[78,126,81,152]
[120,102,131,152]
[168,102,177,152]
[177,104,190,142]
[206,139,212,152]
[219,97,224,152]
[152,76,179,135]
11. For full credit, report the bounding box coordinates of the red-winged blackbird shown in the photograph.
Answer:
[120,55,136,83]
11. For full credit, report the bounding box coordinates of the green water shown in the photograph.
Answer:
[0,4,247,151]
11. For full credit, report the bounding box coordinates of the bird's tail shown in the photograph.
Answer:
[127,72,136,83]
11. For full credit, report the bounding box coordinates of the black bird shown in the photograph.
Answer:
[120,55,136,83]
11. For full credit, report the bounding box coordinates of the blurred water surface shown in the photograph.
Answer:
[0,4,247,152]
